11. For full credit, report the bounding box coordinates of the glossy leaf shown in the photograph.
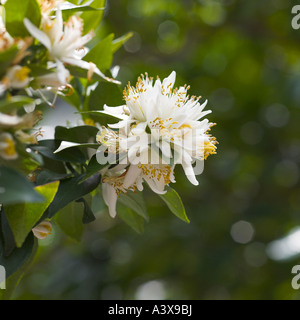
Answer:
[47,173,101,218]
[0,166,44,206]
[55,201,84,242]
[54,125,99,144]
[4,0,41,37]
[84,34,114,72]
[118,191,149,221]
[0,232,35,279]
[117,203,144,234]
[158,186,190,223]
[5,181,59,247]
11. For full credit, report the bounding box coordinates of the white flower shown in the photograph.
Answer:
[0,112,23,128]
[0,132,18,160]
[102,71,217,185]
[1,65,31,90]
[32,221,52,239]
[35,67,71,88]
[24,7,115,83]
[0,15,14,52]
[101,162,175,218]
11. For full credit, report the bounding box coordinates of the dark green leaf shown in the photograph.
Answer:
[0,232,35,279]
[0,236,37,300]
[76,197,96,224]
[82,154,107,181]
[47,173,101,218]
[54,125,99,143]
[0,166,44,205]
[5,181,59,247]
[30,139,87,163]
[0,208,16,257]
[36,169,72,186]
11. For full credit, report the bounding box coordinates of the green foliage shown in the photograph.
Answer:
[0,166,44,206]
[117,203,145,234]
[84,34,114,72]
[5,181,59,247]
[0,96,35,113]
[4,0,41,37]
[55,201,84,242]
[0,46,19,78]
[158,186,190,223]
[81,0,105,33]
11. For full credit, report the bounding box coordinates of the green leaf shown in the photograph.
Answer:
[81,0,106,33]
[47,173,101,218]
[54,142,99,154]
[55,201,84,242]
[77,110,123,126]
[5,181,59,247]
[84,34,114,73]
[82,154,107,181]
[76,197,96,224]
[112,32,133,53]
[0,232,35,279]
[1,207,16,257]
[0,166,44,206]
[0,46,19,78]
[66,64,107,81]
[158,186,190,223]
[0,235,38,300]
[30,139,87,164]
[0,96,35,113]
[117,203,144,234]
[88,81,123,110]
[118,191,149,221]
[36,169,72,186]
[54,125,99,143]
[62,4,103,21]
[4,0,41,37]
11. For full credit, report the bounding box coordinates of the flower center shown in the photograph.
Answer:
[4,137,17,156]
[14,67,30,82]
[139,164,172,185]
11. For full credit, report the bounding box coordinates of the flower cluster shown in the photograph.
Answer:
[97,71,217,217]
[0,0,119,161]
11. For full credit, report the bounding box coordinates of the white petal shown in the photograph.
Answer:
[24,103,36,113]
[24,18,51,50]
[182,161,199,186]
[55,59,70,85]
[102,183,118,218]
[123,165,141,189]
[144,177,167,194]
[162,71,176,90]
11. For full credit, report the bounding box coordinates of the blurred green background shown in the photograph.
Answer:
[14,0,300,299]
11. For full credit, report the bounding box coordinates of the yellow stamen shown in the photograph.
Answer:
[4,137,17,157]
[14,67,30,82]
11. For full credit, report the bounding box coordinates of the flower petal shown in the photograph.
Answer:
[24,18,51,50]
